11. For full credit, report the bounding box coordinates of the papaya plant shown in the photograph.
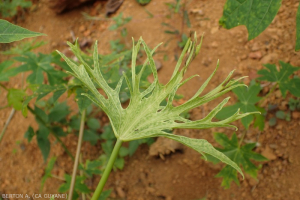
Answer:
[57,33,258,199]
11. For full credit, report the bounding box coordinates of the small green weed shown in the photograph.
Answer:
[0,0,32,18]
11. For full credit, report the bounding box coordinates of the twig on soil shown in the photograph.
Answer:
[51,174,65,181]
[0,108,15,145]
[68,110,86,200]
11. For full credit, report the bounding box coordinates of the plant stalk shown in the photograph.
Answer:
[0,108,15,145]
[91,139,123,200]
[68,110,86,200]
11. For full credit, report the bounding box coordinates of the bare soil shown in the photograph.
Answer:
[1,0,300,200]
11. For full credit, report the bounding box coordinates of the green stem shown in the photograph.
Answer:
[68,110,86,200]
[91,139,123,200]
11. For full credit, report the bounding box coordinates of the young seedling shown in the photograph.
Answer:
[58,34,257,199]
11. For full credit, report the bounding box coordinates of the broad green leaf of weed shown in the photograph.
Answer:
[58,37,260,178]
[0,60,15,81]
[216,81,262,129]
[101,140,114,155]
[98,189,112,200]
[296,3,300,51]
[87,118,101,130]
[48,102,70,123]
[21,85,66,117]
[7,88,26,110]
[1,40,46,55]
[59,174,90,199]
[40,157,57,192]
[219,0,282,40]
[288,78,300,97]
[128,138,154,156]
[118,146,129,157]
[83,130,101,145]
[52,127,67,137]
[114,157,125,170]
[212,133,267,188]
[70,116,81,130]
[0,19,45,43]
[288,98,300,111]
[257,61,300,97]
[80,159,103,177]
[34,105,49,124]
[253,107,265,131]
[0,0,32,18]
[109,13,132,30]
[14,52,67,85]
[24,126,35,142]
[75,87,93,113]
[36,123,50,162]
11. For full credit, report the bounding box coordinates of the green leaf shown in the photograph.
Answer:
[219,0,282,40]
[83,130,101,145]
[0,0,32,18]
[212,133,267,188]
[157,133,244,177]
[216,81,262,129]
[275,110,285,119]
[58,37,259,179]
[82,159,103,176]
[70,116,81,130]
[36,123,50,162]
[101,125,116,140]
[87,118,101,130]
[35,105,49,123]
[75,87,93,113]
[1,39,46,55]
[253,107,265,131]
[98,189,112,200]
[128,140,140,156]
[269,117,277,126]
[114,157,125,170]
[58,174,90,197]
[48,102,70,123]
[40,157,56,192]
[257,61,300,97]
[128,138,154,156]
[119,146,129,157]
[14,52,68,85]
[101,140,114,155]
[296,3,300,51]
[0,60,15,81]
[7,88,26,110]
[24,126,35,142]
[0,19,45,43]
[289,78,300,97]
[52,127,67,137]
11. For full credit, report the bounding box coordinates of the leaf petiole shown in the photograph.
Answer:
[91,138,123,200]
